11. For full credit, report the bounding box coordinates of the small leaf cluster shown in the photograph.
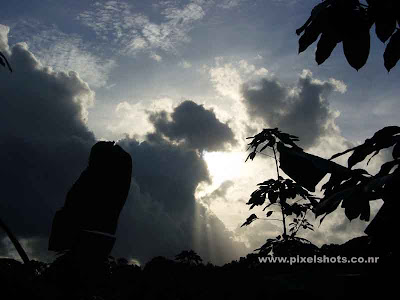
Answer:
[289,215,314,237]
[297,0,400,71]
[255,236,317,257]
[245,178,317,211]
[242,128,318,237]
[246,128,300,162]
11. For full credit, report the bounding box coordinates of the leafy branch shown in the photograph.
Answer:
[297,0,400,71]
[241,128,318,246]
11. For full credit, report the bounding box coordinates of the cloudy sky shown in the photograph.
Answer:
[1,0,398,265]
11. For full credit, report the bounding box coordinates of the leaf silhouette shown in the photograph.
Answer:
[376,160,400,177]
[370,0,397,43]
[347,146,374,169]
[314,187,354,218]
[384,29,400,72]
[341,189,366,221]
[277,142,349,192]
[298,10,327,54]
[266,211,273,218]
[359,201,370,221]
[392,142,400,159]
[241,214,258,227]
[332,126,400,168]
[375,14,396,43]
[296,0,332,36]
[268,190,278,203]
[245,151,256,162]
[316,32,338,65]
[343,28,370,71]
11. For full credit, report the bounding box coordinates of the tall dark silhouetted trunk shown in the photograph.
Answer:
[0,217,30,264]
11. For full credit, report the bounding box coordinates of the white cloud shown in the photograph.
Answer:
[208,57,272,101]
[0,24,10,52]
[328,78,347,94]
[218,0,245,9]
[179,59,192,68]
[8,21,116,88]
[149,52,162,62]
[107,101,154,139]
[106,97,177,139]
[0,25,96,261]
[77,0,206,57]
[210,63,243,100]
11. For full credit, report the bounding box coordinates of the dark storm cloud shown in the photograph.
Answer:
[201,180,234,206]
[241,71,341,149]
[0,27,247,264]
[118,138,210,215]
[115,138,247,265]
[148,100,237,151]
[0,32,96,244]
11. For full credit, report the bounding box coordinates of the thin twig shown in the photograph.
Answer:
[255,150,274,158]
[257,218,283,222]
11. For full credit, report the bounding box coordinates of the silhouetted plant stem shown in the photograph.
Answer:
[272,145,280,179]
[272,145,287,239]
[0,217,30,264]
[257,218,283,222]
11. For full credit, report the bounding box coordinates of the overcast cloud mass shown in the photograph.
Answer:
[0,0,398,265]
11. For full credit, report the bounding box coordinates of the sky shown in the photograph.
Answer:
[0,0,399,265]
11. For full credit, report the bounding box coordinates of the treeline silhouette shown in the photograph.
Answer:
[0,237,394,300]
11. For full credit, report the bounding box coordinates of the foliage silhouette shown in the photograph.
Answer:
[246,126,398,259]
[297,0,400,71]
[175,249,203,265]
[243,128,318,256]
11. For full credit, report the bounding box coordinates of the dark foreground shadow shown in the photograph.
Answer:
[1,235,394,300]
[46,141,132,297]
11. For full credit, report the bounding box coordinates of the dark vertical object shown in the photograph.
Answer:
[49,141,132,251]
[0,218,30,264]
[48,141,132,293]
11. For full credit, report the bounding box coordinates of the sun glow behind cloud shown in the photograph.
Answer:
[203,151,246,189]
